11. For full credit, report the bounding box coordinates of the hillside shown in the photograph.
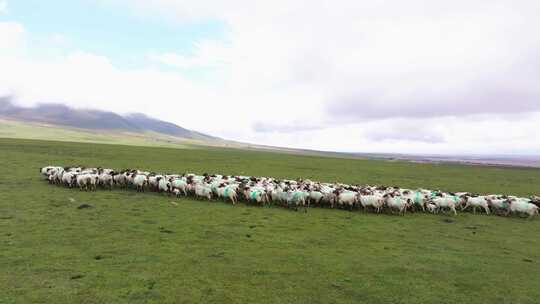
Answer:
[0,97,216,141]
[0,118,194,149]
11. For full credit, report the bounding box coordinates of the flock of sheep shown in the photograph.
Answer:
[40,165,540,218]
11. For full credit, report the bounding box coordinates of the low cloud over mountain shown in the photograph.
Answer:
[0,97,216,141]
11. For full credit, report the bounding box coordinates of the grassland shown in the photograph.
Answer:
[1,137,540,304]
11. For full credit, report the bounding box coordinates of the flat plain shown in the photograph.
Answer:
[1,138,540,304]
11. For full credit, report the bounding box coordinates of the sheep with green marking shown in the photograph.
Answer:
[217,184,238,204]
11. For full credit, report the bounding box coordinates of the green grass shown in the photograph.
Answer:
[1,137,540,304]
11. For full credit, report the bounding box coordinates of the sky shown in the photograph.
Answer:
[0,0,539,155]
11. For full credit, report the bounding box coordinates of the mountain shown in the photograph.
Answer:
[0,97,217,141]
[124,113,216,140]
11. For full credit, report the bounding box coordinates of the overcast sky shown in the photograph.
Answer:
[1,0,539,155]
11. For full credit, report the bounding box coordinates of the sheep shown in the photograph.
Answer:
[268,188,285,206]
[76,174,90,191]
[52,168,66,185]
[529,196,540,209]
[462,196,490,215]
[40,166,59,179]
[384,194,411,215]
[284,190,307,211]
[157,177,172,194]
[98,173,113,189]
[113,172,127,187]
[508,199,539,219]
[76,173,98,191]
[47,173,56,184]
[88,174,99,191]
[46,167,62,184]
[430,196,460,215]
[41,164,539,219]
[171,178,188,196]
[126,172,138,188]
[195,184,213,200]
[80,168,97,175]
[401,190,428,212]
[244,188,268,205]
[61,172,78,188]
[308,191,324,206]
[358,194,385,213]
[336,191,357,210]
[320,192,337,208]
[217,185,238,204]
[68,167,82,173]
[487,198,510,215]
[133,174,148,192]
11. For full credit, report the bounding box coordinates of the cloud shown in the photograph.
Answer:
[0,1,7,14]
[123,0,540,120]
[363,121,446,144]
[0,21,25,53]
[2,1,540,154]
[252,121,326,133]
[327,81,540,121]
[148,39,232,69]
[246,114,540,155]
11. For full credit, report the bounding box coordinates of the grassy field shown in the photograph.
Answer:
[1,137,540,303]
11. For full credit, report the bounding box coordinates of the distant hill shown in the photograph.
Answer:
[2,97,538,169]
[0,97,217,141]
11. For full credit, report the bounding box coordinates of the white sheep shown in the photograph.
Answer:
[462,196,490,215]
[508,199,539,219]
[99,173,113,189]
[431,196,460,215]
[148,175,163,191]
[487,198,510,214]
[171,178,188,196]
[61,172,77,188]
[76,174,90,191]
[245,188,267,205]
[195,184,213,200]
[284,190,307,210]
[133,174,148,192]
[308,191,324,206]
[157,177,172,193]
[401,190,428,211]
[384,195,411,215]
[337,191,357,210]
[217,186,238,204]
[358,194,385,213]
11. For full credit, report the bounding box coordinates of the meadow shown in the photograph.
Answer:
[1,137,540,303]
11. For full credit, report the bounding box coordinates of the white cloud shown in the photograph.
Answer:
[2,1,540,154]
[148,39,232,69]
[0,1,7,14]
[124,0,540,118]
[0,21,25,53]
